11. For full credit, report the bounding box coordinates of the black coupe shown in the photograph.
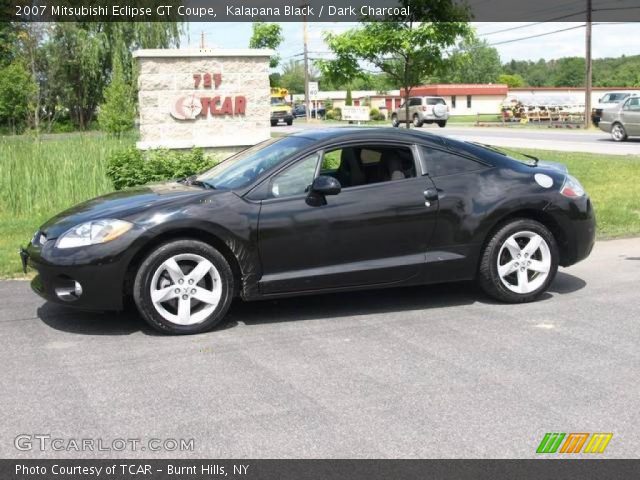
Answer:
[22,128,595,334]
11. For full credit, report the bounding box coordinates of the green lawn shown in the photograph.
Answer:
[0,132,638,278]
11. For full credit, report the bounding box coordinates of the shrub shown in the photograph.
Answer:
[106,147,218,190]
[326,107,341,121]
[369,107,379,119]
[99,56,135,137]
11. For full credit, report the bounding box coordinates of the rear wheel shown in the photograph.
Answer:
[413,114,423,128]
[437,120,447,128]
[391,114,399,127]
[133,239,234,334]
[611,123,627,142]
[478,219,558,303]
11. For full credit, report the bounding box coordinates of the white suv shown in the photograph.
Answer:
[391,96,449,128]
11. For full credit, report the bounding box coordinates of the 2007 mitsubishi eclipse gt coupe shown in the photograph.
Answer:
[21,128,595,334]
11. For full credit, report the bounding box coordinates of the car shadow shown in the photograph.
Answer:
[596,136,640,143]
[37,271,586,336]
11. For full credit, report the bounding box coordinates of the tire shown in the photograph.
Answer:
[270,120,278,127]
[611,123,627,142]
[286,119,293,126]
[413,114,423,128]
[437,120,447,128]
[391,114,399,127]
[133,239,234,334]
[478,219,558,303]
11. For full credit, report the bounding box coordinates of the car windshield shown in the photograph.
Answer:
[271,97,287,106]
[602,93,628,103]
[196,136,313,190]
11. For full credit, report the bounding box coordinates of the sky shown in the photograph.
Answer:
[183,22,640,70]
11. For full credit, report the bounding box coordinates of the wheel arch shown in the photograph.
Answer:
[479,208,569,269]
[123,228,244,300]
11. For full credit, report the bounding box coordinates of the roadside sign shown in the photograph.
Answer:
[341,106,370,122]
[308,82,318,98]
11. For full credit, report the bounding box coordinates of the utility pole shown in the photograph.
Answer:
[303,14,310,121]
[584,0,592,129]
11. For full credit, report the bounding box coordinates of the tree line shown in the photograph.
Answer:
[0,22,181,134]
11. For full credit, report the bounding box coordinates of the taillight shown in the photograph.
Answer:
[422,105,427,111]
[560,174,585,198]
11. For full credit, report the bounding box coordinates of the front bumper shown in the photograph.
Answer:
[270,112,293,122]
[22,234,139,311]
[545,195,596,267]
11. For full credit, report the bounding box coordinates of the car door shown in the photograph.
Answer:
[621,97,640,135]
[256,142,439,294]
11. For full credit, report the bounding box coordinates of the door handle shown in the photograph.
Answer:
[423,189,438,201]
[423,189,438,207]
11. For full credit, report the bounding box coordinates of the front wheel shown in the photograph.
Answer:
[478,219,558,303]
[133,239,234,334]
[286,118,293,126]
[611,123,627,142]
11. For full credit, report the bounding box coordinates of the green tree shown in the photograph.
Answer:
[497,73,525,88]
[279,59,318,93]
[0,61,36,133]
[551,57,584,87]
[40,22,182,130]
[323,0,470,128]
[345,88,353,106]
[249,22,283,69]
[443,36,501,84]
[99,54,135,136]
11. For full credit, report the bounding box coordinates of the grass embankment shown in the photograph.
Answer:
[0,133,134,278]
[0,132,638,278]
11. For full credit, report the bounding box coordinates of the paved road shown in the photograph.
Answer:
[275,122,640,156]
[1,238,639,459]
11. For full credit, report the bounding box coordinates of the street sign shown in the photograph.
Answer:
[308,82,318,98]
[341,106,370,122]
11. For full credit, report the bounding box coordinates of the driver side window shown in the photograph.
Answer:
[270,153,320,198]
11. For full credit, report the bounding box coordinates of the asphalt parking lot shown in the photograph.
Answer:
[1,238,639,459]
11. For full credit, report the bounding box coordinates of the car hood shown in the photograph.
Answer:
[39,182,212,239]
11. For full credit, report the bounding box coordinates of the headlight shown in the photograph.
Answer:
[56,219,133,249]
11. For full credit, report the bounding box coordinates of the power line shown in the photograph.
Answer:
[488,24,586,46]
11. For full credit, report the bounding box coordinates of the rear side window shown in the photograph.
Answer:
[409,98,422,106]
[427,98,446,105]
[421,146,485,177]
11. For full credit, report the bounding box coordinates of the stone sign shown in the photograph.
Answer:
[133,48,273,151]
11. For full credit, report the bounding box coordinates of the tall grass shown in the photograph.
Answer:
[0,132,132,217]
[0,132,133,277]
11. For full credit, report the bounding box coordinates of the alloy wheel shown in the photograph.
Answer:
[149,253,222,325]
[612,124,625,141]
[496,231,551,294]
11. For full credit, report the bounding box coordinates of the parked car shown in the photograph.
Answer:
[598,95,640,141]
[22,128,595,334]
[591,91,640,126]
[293,104,326,119]
[391,96,449,128]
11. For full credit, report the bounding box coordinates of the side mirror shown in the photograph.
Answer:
[311,175,341,196]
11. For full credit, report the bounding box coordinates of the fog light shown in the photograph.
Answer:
[55,280,83,302]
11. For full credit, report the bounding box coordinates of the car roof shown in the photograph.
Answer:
[290,127,446,145]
